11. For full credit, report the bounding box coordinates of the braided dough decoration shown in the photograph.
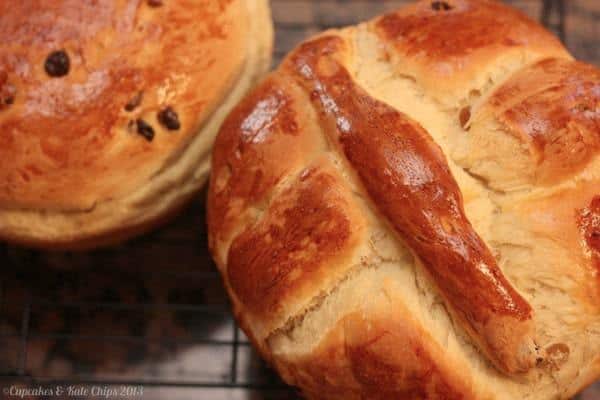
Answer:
[208,1,600,398]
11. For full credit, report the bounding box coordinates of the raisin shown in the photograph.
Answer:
[544,343,570,371]
[124,92,143,112]
[136,119,155,141]
[147,0,163,7]
[431,1,452,11]
[157,106,181,130]
[44,50,70,77]
[459,106,471,128]
[0,80,15,110]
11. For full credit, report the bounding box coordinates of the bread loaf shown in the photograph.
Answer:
[208,0,600,398]
[0,0,272,249]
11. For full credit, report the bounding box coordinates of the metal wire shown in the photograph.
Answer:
[541,0,566,43]
[0,245,290,393]
[18,292,30,376]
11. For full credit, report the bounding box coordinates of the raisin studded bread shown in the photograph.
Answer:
[0,0,272,249]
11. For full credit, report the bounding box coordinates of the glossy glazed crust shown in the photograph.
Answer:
[208,74,369,339]
[480,58,600,184]
[0,0,273,248]
[374,0,570,106]
[208,0,600,398]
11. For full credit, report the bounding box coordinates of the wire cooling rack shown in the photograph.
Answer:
[0,1,597,399]
[0,191,299,400]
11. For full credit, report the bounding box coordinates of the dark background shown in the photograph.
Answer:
[1,1,598,399]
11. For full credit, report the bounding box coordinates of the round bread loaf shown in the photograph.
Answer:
[0,0,272,249]
[207,0,600,398]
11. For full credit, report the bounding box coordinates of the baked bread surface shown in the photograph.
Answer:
[0,0,272,248]
[208,0,600,398]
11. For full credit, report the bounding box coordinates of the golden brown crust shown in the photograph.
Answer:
[207,0,600,398]
[374,0,570,106]
[0,0,273,248]
[227,166,363,324]
[376,0,563,58]
[0,185,198,251]
[208,75,321,255]
[208,72,367,338]
[484,58,600,184]
[0,0,242,209]
[275,295,476,400]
